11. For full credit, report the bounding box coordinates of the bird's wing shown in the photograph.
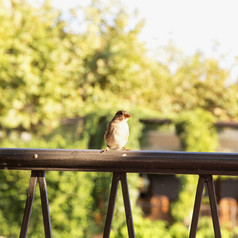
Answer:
[104,123,114,140]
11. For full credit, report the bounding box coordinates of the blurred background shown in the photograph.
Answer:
[0,0,238,237]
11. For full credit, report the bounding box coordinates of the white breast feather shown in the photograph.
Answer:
[110,120,129,150]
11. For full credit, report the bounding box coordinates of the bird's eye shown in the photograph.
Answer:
[116,111,123,116]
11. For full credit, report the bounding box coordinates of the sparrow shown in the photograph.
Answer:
[101,110,131,153]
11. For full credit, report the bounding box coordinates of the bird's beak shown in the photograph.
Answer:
[125,113,131,118]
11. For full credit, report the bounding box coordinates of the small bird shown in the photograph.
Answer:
[101,110,131,153]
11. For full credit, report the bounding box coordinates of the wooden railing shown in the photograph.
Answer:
[1,148,238,237]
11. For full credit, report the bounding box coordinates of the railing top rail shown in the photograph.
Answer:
[1,148,238,175]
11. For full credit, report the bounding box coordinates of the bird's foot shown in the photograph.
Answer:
[122,147,130,151]
[100,147,110,153]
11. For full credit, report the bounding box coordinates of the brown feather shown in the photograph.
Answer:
[103,110,130,150]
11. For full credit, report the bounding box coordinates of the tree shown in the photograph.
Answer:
[171,52,237,119]
[0,1,157,237]
[0,0,238,237]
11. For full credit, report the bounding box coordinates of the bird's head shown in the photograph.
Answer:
[114,110,131,121]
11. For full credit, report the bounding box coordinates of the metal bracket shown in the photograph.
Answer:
[189,175,221,238]
[103,172,135,238]
[20,170,52,238]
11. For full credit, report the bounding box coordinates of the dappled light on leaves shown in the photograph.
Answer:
[0,0,238,237]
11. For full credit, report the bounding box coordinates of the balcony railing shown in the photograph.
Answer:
[1,148,238,238]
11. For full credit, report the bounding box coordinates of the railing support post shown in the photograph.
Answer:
[39,171,52,238]
[103,173,120,238]
[189,175,221,238]
[20,171,37,238]
[20,171,52,238]
[103,172,135,238]
[206,175,221,238]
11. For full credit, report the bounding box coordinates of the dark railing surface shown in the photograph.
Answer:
[1,148,238,238]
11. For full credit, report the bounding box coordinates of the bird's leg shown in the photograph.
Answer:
[122,147,130,151]
[100,147,110,153]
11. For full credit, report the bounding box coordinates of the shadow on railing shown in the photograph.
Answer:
[1,148,238,238]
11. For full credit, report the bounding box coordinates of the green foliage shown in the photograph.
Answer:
[175,108,218,152]
[169,222,189,238]
[171,53,237,119]
[0,170,30,237]
[195,218,215,238]
[171,175,197,224]
[0,0,237,134]
[0,0,84,130]
[0,0,238,237]
[112,217,170,238]
[171,109,219,236]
